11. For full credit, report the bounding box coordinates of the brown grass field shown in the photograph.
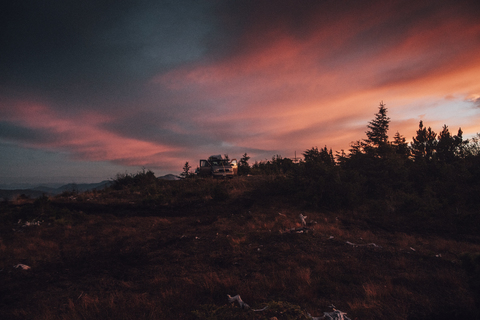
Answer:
[1,177,479,319]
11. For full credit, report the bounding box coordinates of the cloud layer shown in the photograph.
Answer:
[1,0,480,182]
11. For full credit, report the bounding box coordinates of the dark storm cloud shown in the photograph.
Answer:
[0,121,51,143]
[102,110,206,147]
[1,1,126,87]
[0,0,212,103]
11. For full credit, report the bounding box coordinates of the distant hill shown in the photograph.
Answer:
[0,174,184,201]
[158,174,181,181]
[0,182,64,190]
[33,181,112,194]
[0,180,112,201]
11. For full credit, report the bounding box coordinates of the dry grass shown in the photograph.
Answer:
[1,178,479,319]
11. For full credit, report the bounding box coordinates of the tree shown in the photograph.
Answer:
[238,153,251,175]
[181,161,192,178]
[410,121,437,163]
[342,140,368,171]
[465,133,480,157]
[453,128,467,159]
[303,146,335,166]
[391,131,410,160]
[364,101,390,157]
[436,125,456,163]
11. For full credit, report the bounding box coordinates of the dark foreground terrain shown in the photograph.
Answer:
[1,177,479,319]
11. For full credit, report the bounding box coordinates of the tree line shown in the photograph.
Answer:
[238,102,480,223]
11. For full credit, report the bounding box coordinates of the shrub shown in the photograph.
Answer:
[111,168,157,190]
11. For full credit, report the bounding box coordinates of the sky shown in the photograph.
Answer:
[1,0,480,185]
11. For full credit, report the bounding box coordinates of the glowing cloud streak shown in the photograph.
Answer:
[1,101,177,165]
[155,17,480,152]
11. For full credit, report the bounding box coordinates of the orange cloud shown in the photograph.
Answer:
[152,1,480,156]
[1,101,178,165]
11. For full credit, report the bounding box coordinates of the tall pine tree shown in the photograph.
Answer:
[363,101,390,158]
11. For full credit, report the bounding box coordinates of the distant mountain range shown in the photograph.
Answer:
[35,181,114,194]
[0,174,181,201]
[0,181,112,201]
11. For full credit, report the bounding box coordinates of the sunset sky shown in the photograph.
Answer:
[1,0,480,185]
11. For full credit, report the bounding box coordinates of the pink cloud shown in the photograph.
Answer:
[152,1,480,155]
[1,101,178,165]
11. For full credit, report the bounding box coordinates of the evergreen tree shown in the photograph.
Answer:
[181,161,192,178]
[411,121,426,161]
[303,146,335,166]
[364,101,390,157]
[238,153,251,175]
[410,121,437,163]
[343,140,367,171]
[391,131,410,160]
[436,125,456,163]
[425,126,437,162]
[465,133,480,157]
[453,128,467,159]
[335,149,348,166]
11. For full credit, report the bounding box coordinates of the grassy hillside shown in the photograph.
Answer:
[1,176,479,319]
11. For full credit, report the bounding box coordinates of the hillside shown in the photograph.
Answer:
[1,176,479,319]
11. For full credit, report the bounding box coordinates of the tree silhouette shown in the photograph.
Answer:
[181,161,192,178]
[391,131,410,160]
[363,101,390,158]
[303,146,335,166]
[437,125,456,163]
[238,153,251,175]
[411,121,437,163]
